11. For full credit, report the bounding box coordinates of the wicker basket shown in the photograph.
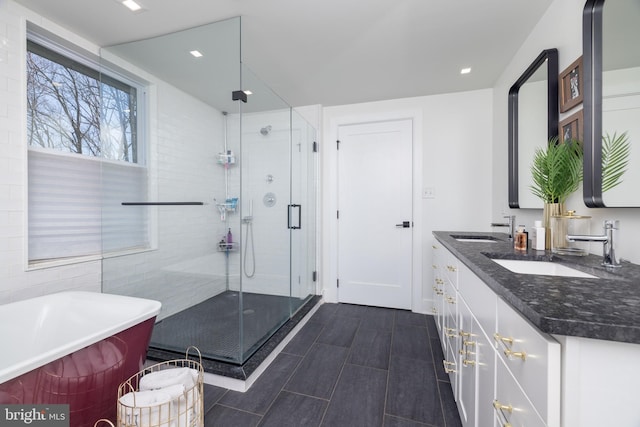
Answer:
[115,347,204,427]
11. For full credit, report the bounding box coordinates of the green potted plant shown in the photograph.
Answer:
[530,137,583,249]
[529,132,630,249]
[530,137,583,205]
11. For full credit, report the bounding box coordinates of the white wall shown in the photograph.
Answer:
[492,0,640,264]
[321,89,493,312]
[0,1,103,304]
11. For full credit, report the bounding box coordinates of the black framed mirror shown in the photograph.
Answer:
[583,0,640,207]
[508,49,559,208]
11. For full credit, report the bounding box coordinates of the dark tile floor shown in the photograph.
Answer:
[201,303,463,427]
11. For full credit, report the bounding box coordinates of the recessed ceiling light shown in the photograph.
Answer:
[122,0,142,12]
[460,67,472,75]
[190,50,203,58]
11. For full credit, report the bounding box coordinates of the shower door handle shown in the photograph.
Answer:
[288,204,301,229]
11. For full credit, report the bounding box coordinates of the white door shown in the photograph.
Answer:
[337,119,413,309]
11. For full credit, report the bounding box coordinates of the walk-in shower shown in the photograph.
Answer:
[99,17,318,366]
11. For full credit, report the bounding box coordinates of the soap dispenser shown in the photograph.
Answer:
[530,220,546,250]
[514,225,528,251]
[227,228,233,250]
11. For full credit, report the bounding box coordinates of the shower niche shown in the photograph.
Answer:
[99,17,318,366]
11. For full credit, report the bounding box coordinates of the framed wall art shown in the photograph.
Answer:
[559,56,583,113]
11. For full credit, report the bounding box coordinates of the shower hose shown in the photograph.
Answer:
[243,219,256,278]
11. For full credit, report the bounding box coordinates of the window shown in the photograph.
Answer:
[27,36,149,264]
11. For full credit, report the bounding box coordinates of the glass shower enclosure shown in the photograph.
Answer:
[99,17,317,365]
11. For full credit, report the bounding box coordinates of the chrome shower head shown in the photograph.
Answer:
[260,125,272,136]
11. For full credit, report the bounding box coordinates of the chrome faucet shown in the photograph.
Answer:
[491,215,515,240]
[566,220,621,268]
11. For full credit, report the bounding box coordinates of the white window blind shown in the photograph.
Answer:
[28,149,149,262]
[101,159,149,253]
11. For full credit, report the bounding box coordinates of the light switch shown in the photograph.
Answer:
[423,187,435,199]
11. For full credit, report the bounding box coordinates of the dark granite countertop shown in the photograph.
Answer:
[433,231,640,344]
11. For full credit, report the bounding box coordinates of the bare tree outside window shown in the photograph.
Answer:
[26,41,138,163]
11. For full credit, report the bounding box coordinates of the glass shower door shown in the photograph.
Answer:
[290,109,317,313]
[238,66,293,362]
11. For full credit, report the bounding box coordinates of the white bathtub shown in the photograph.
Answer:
[0,291,161,425]
[0,291,161,384]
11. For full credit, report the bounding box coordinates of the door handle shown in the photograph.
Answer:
[288,204,301,229]
[395,221,411,228]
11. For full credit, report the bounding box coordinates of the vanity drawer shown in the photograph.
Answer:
[458,263,496,336]
[495,297,560,425]
[442,250,459,289]
[444,341,459,397]
[494,356,546,427]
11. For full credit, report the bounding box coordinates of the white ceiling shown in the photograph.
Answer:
[15,0,554,108]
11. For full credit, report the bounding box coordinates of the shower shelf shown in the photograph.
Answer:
[216,152,236,165]
[217,243,238,252]
[216,202,237,212]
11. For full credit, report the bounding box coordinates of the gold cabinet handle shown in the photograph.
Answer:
[445,295,456,304]
[504,348,527,361]
[442,360,456,373]
[432,285,443,295]
[463,340,476,347]
[493,400,512,413]
[459,330,471,337]
[495,333,526,361]
[432,264,438,269]
[445,327,457,338]
[447,265,457,272]
[493,332,513,346]
[463,358,476,366]
[431,307,438,314]
[493,400,513,427]
[432,245,437,249]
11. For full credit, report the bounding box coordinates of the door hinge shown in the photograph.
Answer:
[231,90,247,103]
[312,271,317,282]
[313,141,318,152]
[337,278,340,288]
[336,140,340,150]
[337,210,339,219]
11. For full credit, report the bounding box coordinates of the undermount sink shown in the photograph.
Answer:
[451,234,500,243]
[491,259,598,279]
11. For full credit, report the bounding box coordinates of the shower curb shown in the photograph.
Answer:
[146,295,321,381]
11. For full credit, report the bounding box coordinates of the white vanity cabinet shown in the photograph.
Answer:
[430,243,444,341]
[458,260,497,427]
[457,298,479,427]
[443,277,459,395]
[432,239,561,427]
[475,322,496,427]
[432,242,459,395]
[494,356,547,427]
[495,297,561,424]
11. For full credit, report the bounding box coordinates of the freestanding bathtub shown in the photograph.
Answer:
[0,291,161,426]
